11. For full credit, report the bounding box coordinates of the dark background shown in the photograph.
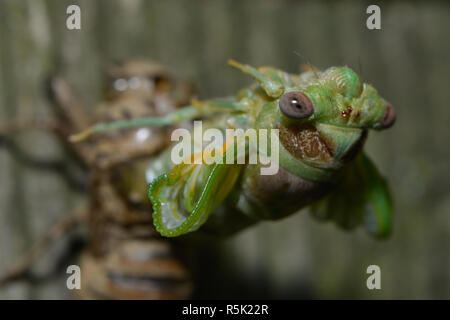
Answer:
[0,0,449,299]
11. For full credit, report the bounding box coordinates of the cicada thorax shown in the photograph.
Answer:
[76,60,194,299]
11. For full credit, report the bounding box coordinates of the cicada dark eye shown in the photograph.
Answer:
[380,103,396,129]
[279,92,314,119]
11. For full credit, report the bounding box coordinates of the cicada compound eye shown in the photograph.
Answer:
[279,91,314,119]
[380,103,396,129]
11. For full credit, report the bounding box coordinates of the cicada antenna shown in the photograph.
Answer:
[293,50,319,78]
[358,56,364,81]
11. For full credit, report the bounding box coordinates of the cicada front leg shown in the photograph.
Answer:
[46,76,89,134]
[69,97,246,142]
[0,75,91,190]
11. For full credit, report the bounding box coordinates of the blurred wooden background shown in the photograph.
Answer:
[0,0,449,299]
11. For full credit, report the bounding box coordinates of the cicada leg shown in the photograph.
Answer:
[0,206,87,286]
[0,119,87,191]
[70,98,246,142]
[46,76,89,132]
[0,118,62,138]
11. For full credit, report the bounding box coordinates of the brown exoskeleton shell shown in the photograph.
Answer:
[0,59,194,299]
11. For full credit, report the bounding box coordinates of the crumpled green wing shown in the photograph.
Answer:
[149,138,245,237]
[311,152,393,239]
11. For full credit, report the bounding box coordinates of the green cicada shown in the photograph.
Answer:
[72,60,395,239]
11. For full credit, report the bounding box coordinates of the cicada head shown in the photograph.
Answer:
[294,66,395,130]
[253,65,395,179]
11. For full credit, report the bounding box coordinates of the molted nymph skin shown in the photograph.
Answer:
[51,60,194,299]
[0,59,195,299]
[83,61,194,299]
[72,60,395,239]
